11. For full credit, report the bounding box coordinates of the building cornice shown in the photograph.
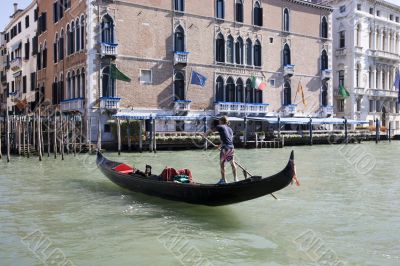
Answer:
[3,0,37,32]
[284,0,334,11]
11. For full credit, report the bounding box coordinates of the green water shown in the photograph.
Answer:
[1,142,399,266]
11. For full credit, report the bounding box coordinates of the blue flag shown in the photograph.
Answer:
[395,69,400,103]
[191,71,207,87]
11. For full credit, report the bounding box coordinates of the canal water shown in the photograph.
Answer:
[0,142,399,266]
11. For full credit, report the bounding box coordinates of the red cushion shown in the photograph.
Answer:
[113,163,135,174]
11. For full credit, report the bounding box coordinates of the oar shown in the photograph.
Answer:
[201,135,278,200]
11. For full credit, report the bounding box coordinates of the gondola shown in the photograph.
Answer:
[96,151,297,206]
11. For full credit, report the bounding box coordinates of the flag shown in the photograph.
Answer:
[111,64,131,82]
[394,69,400,103]
[338,85,350,98]
[191,71,207,87]
[251,76,267,90]
[297,82,307,106]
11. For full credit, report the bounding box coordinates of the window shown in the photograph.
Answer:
[53,1,59,23]
[253,1,263,27]
[174,26,185,52]
[369,100,375,112]
[226,35,234,64]
[284,81,291,106]
[369,7,373,15]
[18,22,22,33]
[356,98,361,112]
[25,15,29,28]
[340,5,346,13]
[321,16,328,38]
[245,79,254,103]
[236,78,244,102]
[339,31,345,48]
[357,4,361,11]
[322,82,328,107]
[71,21,75,54]
[283,43,291,66]
[216,0,224,19]
[24,41,30,60]
[23,76,27,93]
[226,77,235,102]
[235,0,244,23]
[80,16,85,49]
[337,99,345,112]
[59,29,64,60]
[338,70,344,86]
[174,72,185,101]
[101,15,115,44]
[54,33,58,63]
[59,0,64,19]
[390,14,393,21]
[76,19,81,52]
[253,40,262,67]
[283,8,290,32]
[396,17,399,23]
[104,124,111,133]
[102,67,116,97]
[216,34,225,63]
[356,64,360,87]
[215,76,224,102]
[174,0,184,12]
[376,10,380,17]
[321,50,328,70]
[140,69,152,84]
[30,72,36,91]
[42,43,47,68]
[235,37,243,65]
[245,39,252,65]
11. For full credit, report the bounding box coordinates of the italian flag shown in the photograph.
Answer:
[251,76,267,90]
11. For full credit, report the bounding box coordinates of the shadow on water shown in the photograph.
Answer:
[70,178,244,231]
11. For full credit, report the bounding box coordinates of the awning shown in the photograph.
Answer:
[111,64,131,82]
[156,115,206,121]
[11,42,22,51]
[247,117,369,125]
[113,112,155,120]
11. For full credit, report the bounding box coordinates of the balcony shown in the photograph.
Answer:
[10,57,22,72]
[283,64,295,77]
[368,89,399,98]
[174,51,189,65]
[101,43,118,57]
[215,102,269,116]
[283,104,297,117]
[100,97,120,109]
[354,46,363,54]
[321,69,332,80]
[321,105,334,117]
[60,98,85,113]
[174,100,191,114]
[354,87,365,95]
[371,50,400,62]
[335,48,347,57]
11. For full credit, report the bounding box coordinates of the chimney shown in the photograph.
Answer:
[13,3,18,13]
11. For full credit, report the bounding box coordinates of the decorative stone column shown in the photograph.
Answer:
[372,66,377,90]
[386,67,390,90]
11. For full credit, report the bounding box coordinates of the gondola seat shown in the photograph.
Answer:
[113,163,135,174]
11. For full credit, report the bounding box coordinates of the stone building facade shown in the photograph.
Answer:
[86,0,333,140]
[326,0,400,134]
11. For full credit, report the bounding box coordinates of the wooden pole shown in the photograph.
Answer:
[79,115,83,153]
[309,118,313,146]
[117,119,121,155]
[17,117,21,156]
[54,112,57,159]
[66,116,70,154]
[149,118,153,152]
[33,115,36,151]
[47,113,50,157]
[88,116,92,154]
[72,116,76,156]
[127,120,131,151]
[37,110,42,161]
[203,117,208,150]
[0,115,2,160]
[22,116,26,157]
[27,116,30,158]
[344,118,348,144]
[6,109,10,162]
[153,118,157,153]
[375,119,380,143]
[388,122,392,142]
[139,120,143,153]
[97,116,102,151]
[60,112,64,160]
[40,113,45,157]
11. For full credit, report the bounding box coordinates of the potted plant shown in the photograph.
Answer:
[258,131,266,141]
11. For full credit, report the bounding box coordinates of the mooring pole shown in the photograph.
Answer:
[309,117,313,146]
[6,108,10,162]
[127,120,131,152]
[375,119,380,143]
[54,112,57,159]
[117,119,121,156]
[388,122,391,142]
[203,117,208,150]
[87,116,92,154]
[344,118,348,144]
[244,116,248,148]
[37,110,42,161]
[97,116,102,151]
[153,117,157,153]
[149,118,153,152]
[27,116,30,158]
[0,114,2,160]
[60,112,64,160]
[139,120,143,153]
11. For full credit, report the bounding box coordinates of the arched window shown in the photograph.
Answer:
[356,24,361,47]
[216,34,225,62]
[42,42,47,68]
[321,50,328,70]
[101,15,115,44]
[80,16,85,49]
[284,81,291,105]
[174,26,185,52]
[226,77,235,102]
[66,24,71,55]
[236,78,244,102]
[174,0,184,12]
[369,29,373,49]
[245,39,252,65]
[174,72,185,101]
[283,43,291,66]
[102,66,115,97]
[54,33,58,63]
[76,18,80,52]
[368,67,372,89]
[253,1,263,27]
[235,37,243,65]
[59,29,64,60]
[321,16,328,38]
[283,8,290,32]
[53,77,58,104]
[382,31,387,51]
[81,68,85,99]
[71,70,76,98]
[77,69,81,98]
[255,88,263,103]
[245,78,253,103]
[253,40,262,67]
[235,0,243,23]
[60,73,64,101]
[321,82,328,107]
[71,21,75,54]
[67,72,71,99]
[226,35,234,63]
[356,63,361,88]
[216,76,224,102]
[216,0,224,19]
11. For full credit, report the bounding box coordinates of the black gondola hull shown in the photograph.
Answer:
[96,152,295,206]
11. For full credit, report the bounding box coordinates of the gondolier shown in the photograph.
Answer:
[204,116,238,184]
